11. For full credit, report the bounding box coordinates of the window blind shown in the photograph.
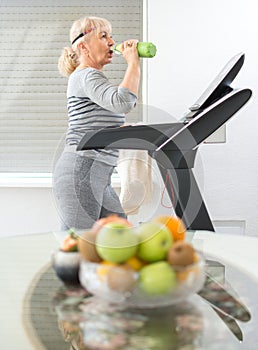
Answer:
[0,0,143,173]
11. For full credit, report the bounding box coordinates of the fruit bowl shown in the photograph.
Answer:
[79,252,206,308]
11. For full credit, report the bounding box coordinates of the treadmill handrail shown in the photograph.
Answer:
[156,88,252,152]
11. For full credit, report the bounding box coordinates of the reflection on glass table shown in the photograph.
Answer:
[0,232,258,350]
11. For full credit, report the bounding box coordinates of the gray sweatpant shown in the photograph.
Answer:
[53,147,126,231]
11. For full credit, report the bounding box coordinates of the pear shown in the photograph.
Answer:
[78,230,102,262]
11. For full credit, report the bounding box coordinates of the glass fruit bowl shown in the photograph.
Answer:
[79,252,206,308]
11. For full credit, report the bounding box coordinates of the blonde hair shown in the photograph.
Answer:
[58,16,112,77]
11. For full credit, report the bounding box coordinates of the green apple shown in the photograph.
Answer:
[96,222,139,263]
[139,261,177,295]
[136,221,173,262]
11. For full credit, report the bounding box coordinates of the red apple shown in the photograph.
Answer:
[92,214,132,233]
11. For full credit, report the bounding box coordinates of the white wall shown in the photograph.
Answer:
[1,0,258,237]
[147,0,258,236]
[0,187,60,237]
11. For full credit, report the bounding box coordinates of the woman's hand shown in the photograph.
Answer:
[121,39,140,66]
[119,39,141,96]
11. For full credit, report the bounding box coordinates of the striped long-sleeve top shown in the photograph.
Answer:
[66,67,137,165]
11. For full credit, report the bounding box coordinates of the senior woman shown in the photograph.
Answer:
[53,16,140,230]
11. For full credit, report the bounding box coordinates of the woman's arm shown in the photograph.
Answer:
[82,69,137,114]
[119,40,141,96]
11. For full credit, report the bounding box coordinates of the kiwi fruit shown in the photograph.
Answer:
[167,241,195,267]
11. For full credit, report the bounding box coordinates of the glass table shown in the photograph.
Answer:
[0,231,257,350]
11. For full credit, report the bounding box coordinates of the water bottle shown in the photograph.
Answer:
[114,42,157,58]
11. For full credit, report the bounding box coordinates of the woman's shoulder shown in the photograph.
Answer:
[69,67,101,82]
[68,67,109,96]
[73,67,105,77]
[71,68,108,85]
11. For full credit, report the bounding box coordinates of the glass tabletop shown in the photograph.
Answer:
[0,232,257,350]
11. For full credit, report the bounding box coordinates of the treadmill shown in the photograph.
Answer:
[77,53,252,231]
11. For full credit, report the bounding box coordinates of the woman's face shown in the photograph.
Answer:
[85,30,115,69]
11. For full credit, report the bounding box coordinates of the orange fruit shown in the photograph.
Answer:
[193,252,199,263]
[176,269,189,282]
[154,215,186,242]
[96,261,116,282]
[176,265,200,283]
[176,253,200,282]
[126,256,146,271]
